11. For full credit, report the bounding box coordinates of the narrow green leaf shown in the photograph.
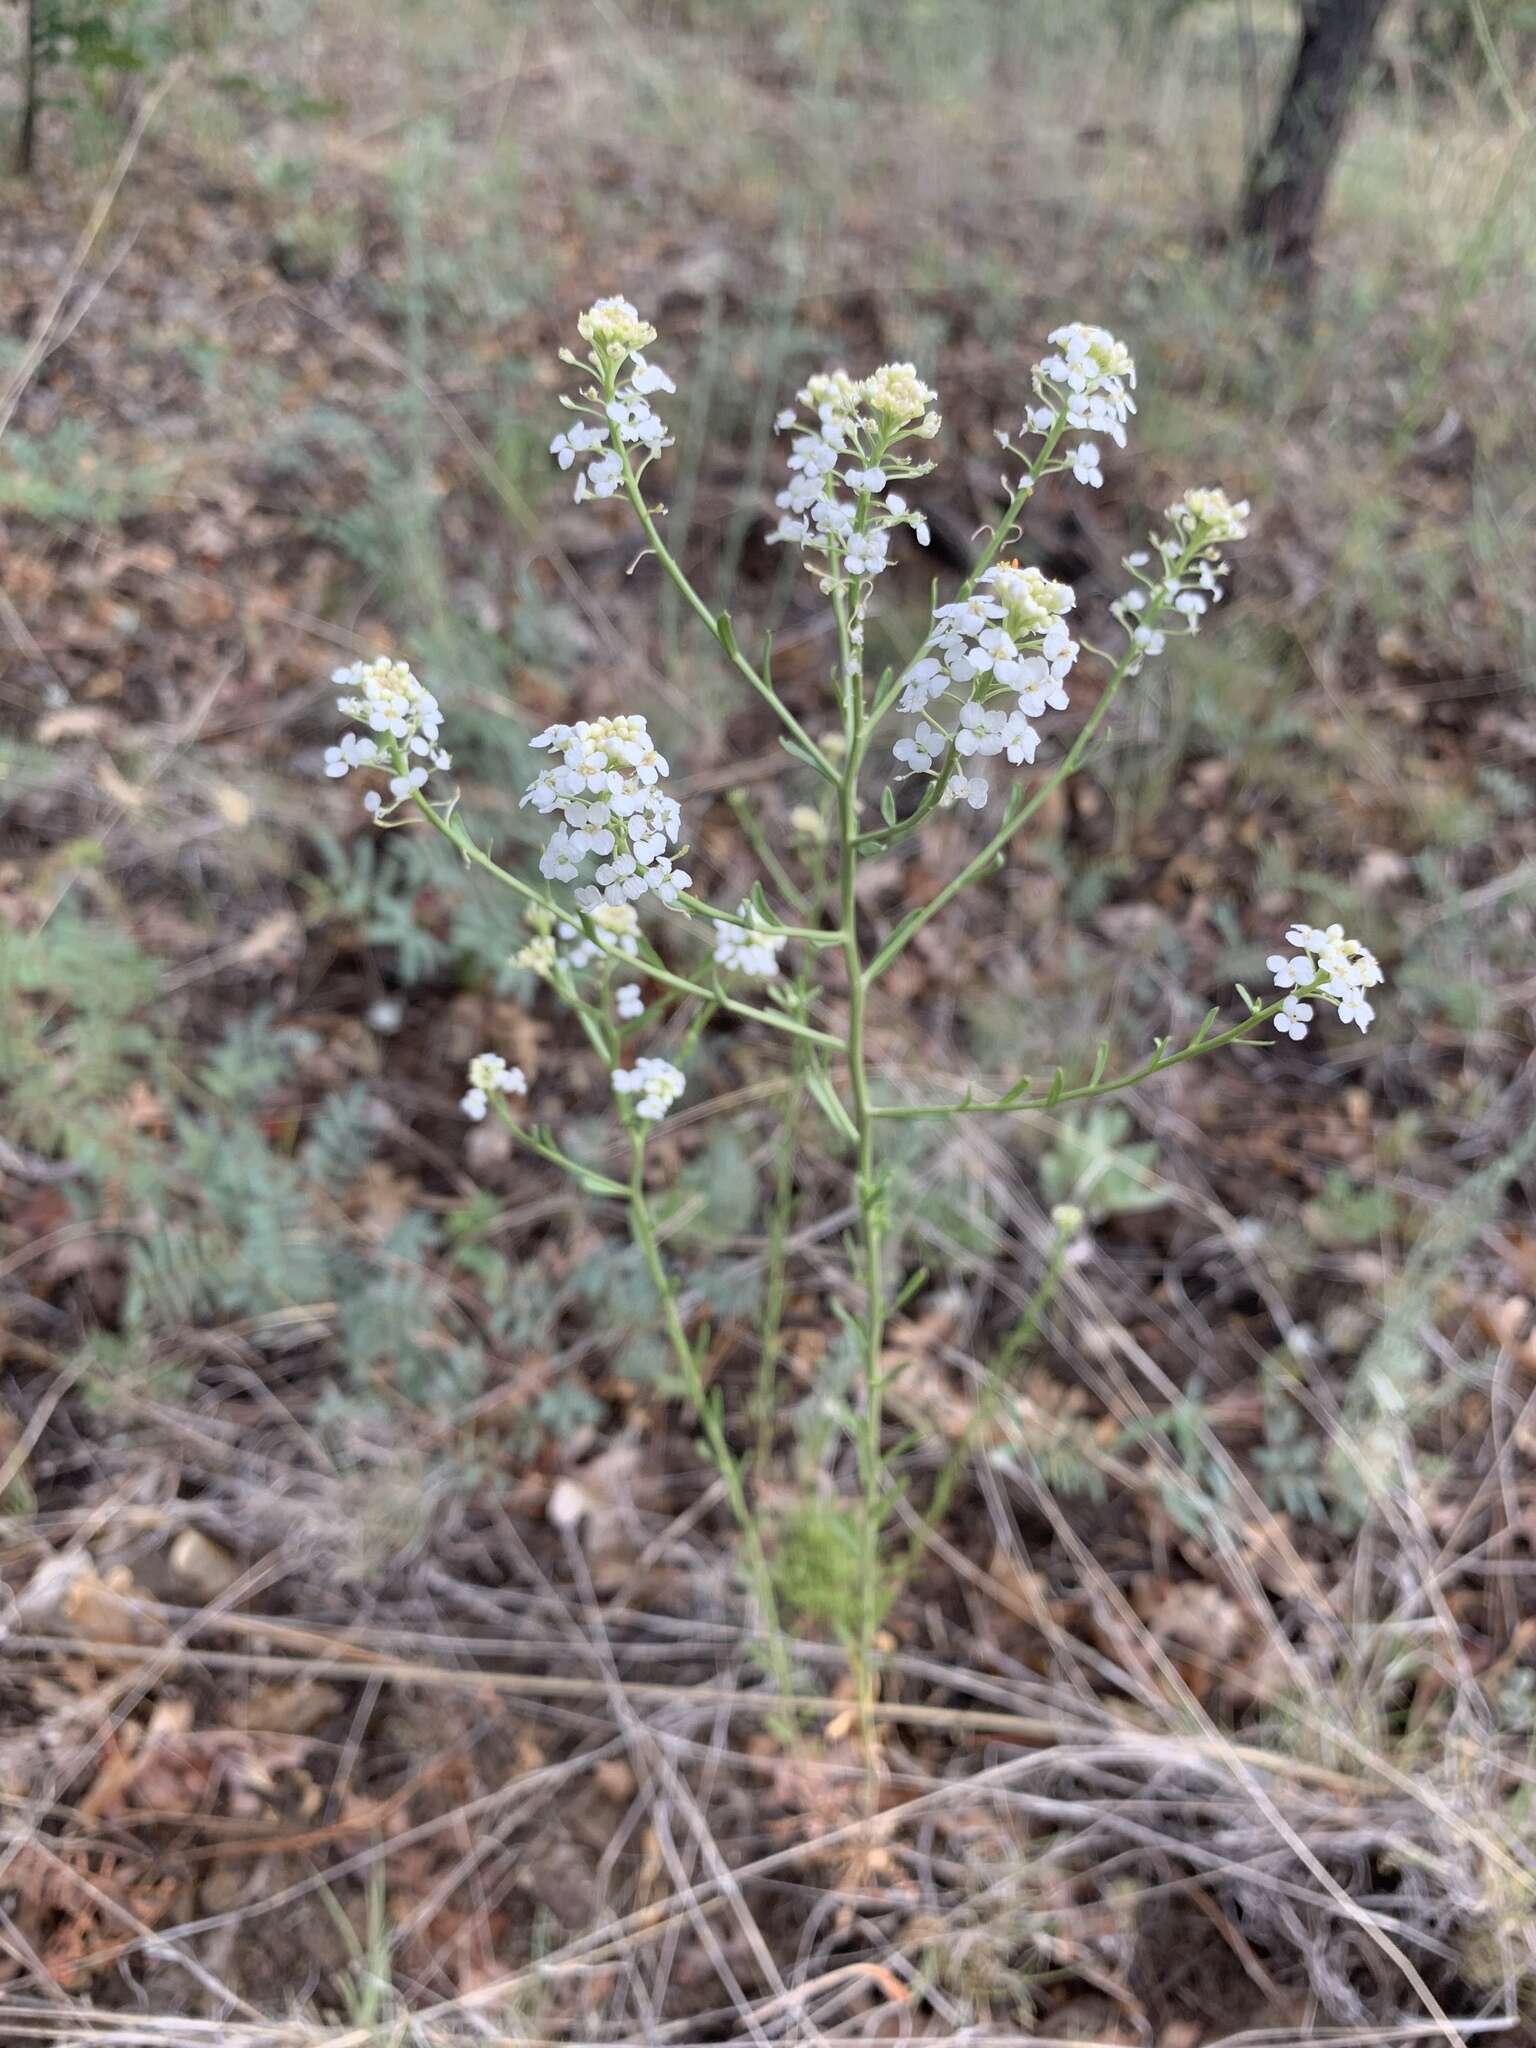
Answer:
[892,1266,930,1312]
[807,1069,858,1146]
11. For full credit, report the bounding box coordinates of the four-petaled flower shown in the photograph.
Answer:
[1275,996,1313,1041]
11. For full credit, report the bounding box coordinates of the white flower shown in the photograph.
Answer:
[574,450,624,502]
[461,1051,527,1120]
[1274,995,1313,1041]
[328,658,449,817]
[1036,324,1137,446]
[613,1056,686,1121]
[577,296,656,359]
[1268,920,1384,1039]
[1010,656,1070,717]
[893,720,945,774]
[861,362,938,427]
[560,321,676,499]
[943,772,989,810]
[629,356,675,396]
[1168,486,1249,545]
[324,731,382,778]
[468,1052,527,1097]
[616,983,644,1020]
[517,935,558,975]
[713,902,787,978]
[981,561,1075,638]
[522,715,685,910]
[550,421,607,469]
[334,656,444,747]
[884,492,929,546]
[898,655,951,713]
[591,900,642,951]
[1069,442,1103,488]
[999,708,1041,763]
[768,513,809,546]
[799,370,862,422]
[844,466,887,494]
[607,394,669,448]
[1267,953,1312,991]
[841,529,889,579]
[955,701,1006,757]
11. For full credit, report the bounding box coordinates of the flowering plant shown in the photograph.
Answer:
[318,296,1384,1730]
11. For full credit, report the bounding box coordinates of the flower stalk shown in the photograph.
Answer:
[308,296,1387,1782]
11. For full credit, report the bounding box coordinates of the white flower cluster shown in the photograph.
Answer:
[892,559,1079,810]
[577,296,656,358]
[552,297,675,503]
[1112,485,1248,671]
[324,658,451,817]
[516,902,645,978]
[613,1056,686,1122]
[461,1051,528,1122]
[1168,486,1250,547]
[767,363,936,590]
[993,322,1136,501]
[713,902,786,978]
[1029,323,1138,449]
[521,716,691,910]
[568,903,645,971]
[1267,922,1385,1038]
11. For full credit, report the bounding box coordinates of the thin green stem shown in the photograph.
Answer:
[871,984,1324,1121]
[676,893,835,946]
[609,430,836,781]
[625,1127,797,1708]
[403,785,840,1050]
[868,413,1069,737]
[829,544,890,1790]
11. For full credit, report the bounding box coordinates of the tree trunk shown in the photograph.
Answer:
[15,0,38,175]
[1240,0,1394,274]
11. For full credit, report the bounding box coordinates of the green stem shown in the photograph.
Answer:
[676,892,834,946]
[403,785,839,1051]
[608,426,836,781]
[871,984,1323,1120]
[830,556,888,1788]
[868,413,1069,736]
[625,1127,796,1708]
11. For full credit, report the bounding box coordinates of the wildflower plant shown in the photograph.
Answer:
[314,295,1385,1736]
